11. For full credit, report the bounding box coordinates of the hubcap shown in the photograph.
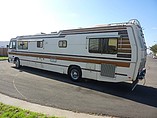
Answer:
[71,69,79,80]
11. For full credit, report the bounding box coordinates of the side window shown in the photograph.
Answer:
[89,38,117,54]
[18,41,22,49]
[89,38,101,53]
[58,40,67,48]
[18,41,28,50]
[9,41,16,49]
[37,41,43,48]
[107,38,117,54]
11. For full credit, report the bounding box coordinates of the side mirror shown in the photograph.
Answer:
[6,45,9,48]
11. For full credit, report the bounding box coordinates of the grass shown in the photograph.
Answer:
[0,102,59,118]
[0,56,8,60]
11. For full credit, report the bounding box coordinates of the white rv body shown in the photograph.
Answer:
[8,19,147,83]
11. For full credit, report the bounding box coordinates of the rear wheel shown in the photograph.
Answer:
[68,66,82,82]
[15,58,21,68]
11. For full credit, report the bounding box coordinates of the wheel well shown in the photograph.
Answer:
[68,65,82,75]
[14,57,19,62]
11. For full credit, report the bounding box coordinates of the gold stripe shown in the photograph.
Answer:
[9,52,130,67]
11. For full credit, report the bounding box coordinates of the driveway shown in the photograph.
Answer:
[0,56,157,118]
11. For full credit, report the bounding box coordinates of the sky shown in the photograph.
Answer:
[0,0,157,47]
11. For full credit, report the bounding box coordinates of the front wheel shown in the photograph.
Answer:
[15,58,21,68]
[68,66,82,82]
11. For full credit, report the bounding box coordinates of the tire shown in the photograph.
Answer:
[15,58,21,68]
[68,66,82,82]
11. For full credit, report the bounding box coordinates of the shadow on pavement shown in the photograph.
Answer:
[13,66,157,108]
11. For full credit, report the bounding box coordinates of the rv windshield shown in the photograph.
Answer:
[9,41,16,49]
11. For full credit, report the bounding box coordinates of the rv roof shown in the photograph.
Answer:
[95,19,141,27]
[16,19,141,39]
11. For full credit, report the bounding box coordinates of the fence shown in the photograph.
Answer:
[0,48,8,56]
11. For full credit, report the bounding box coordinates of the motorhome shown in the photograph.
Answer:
[8,19,147,88]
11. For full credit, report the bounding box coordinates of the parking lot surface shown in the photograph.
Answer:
[0,56,157,118]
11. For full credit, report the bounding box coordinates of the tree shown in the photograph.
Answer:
[150,44,157,55]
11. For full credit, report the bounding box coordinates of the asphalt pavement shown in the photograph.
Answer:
[0,56,157,118]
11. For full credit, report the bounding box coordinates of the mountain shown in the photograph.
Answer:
[0,41,9,48]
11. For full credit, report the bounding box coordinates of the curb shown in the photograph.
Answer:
[0,93,110,118]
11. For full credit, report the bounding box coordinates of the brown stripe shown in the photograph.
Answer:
[57,56,130,67]
[121,38,130,40]
[118,49,131,53]
[118,30,128,35]
[118,40,130,44]
[61,30,126,35]
[117,54,131,58]
[118,42,130,44]
[9,52,130,67]
[62,27,127,33]
[118,45,131,48]
[61,28,127,35]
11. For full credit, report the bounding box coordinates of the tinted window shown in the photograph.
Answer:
[89,39,101,53]
[37,41,43,48]
[58,40,67,48]
[89,38,117,54]
[18,41,28,50]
